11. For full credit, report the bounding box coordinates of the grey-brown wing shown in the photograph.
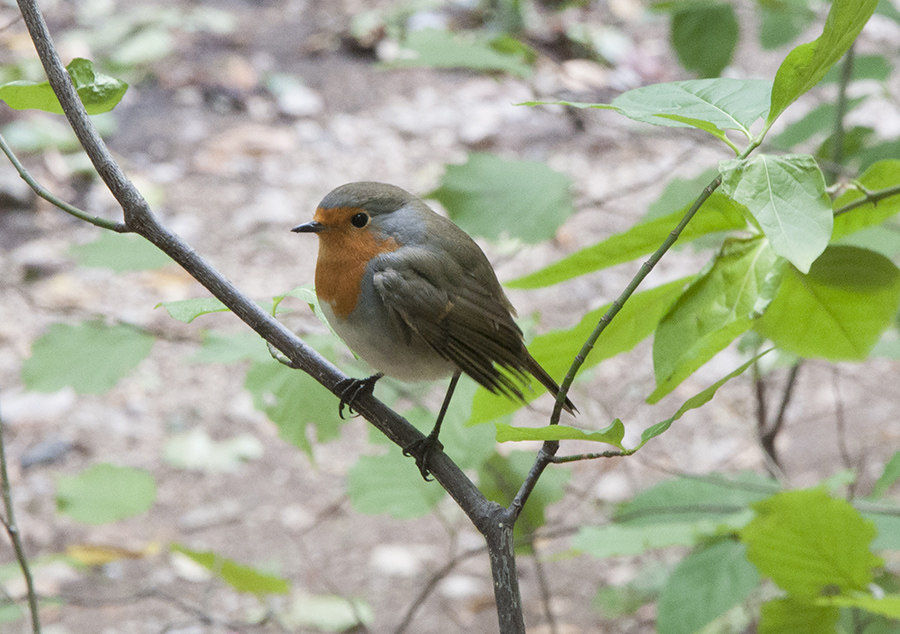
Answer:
[371,248,530,401]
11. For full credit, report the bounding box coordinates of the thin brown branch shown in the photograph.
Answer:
[393,545,487,634]
[0,397,42,634]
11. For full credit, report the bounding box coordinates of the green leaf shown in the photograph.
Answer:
[741,488,883,597]
[758,0,817,50]
[347,448,446,518]
[719,154,832,273]
[509,191,747,289]
[22,321,154,394]
[616,472,778,525]
[171,545,289,595]
[57,463,156,524]
[771,97,867,149]
[495,419,625,448]
[383,28,532,77]
[651,238,783,400]
[871,451,900,499]
[671,4,739,78]
[821,53,892,83]
[428,153,573,244]
[189,331,272,364]
[156,297,230,323]
[594,562,668,617]
[645,169,720,221]
[573,520,746,558]
[876,0,900,23]
[283,594,373,632]
[832,160,900,240]
[274,285,338,337]
[865,507,900,550]
[644,353,766,438]
[768,0,879,124]
[756,246,900,360]
[478,451,569,549]
[657,541,760,634]
[244,360,344,456]
[163,428,263,473]
[70,233,173,271]
[611,78,772,138]
[758,598,839,634]
[0,58,128,115]
[469,278,689,424]
[819,595,900,619]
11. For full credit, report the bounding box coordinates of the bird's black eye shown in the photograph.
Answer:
[350,212,369,228]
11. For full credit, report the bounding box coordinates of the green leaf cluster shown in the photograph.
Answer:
[574,472,900,633]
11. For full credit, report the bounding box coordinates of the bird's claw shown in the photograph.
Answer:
[335,373,383,419]
[403,434,444,481]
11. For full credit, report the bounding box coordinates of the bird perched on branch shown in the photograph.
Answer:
[293,182,576,479]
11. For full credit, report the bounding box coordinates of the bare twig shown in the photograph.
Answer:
[826,45,855,184]
[0,397,42,634]
[759,361,802,474]
[831,368,856,497]
[393,545,487,634]
[530,544,557,634]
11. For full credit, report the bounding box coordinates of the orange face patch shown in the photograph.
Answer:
[312,206,400,319]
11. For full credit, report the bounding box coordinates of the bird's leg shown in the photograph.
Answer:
[335,373,384,418]
[404,370,461,481]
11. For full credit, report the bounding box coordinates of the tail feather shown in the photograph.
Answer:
[525,354,577,415]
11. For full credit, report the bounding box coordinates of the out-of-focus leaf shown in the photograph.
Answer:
[657,541,760,634]
[157,298,229,323]
[171,545,289,595]
[384,28,532,77]
[429,153,573,244]
[244,360,344,456]
[282,594,373,632]
[670,4,739,78]
[71,233,173,271]
[871,451,900,499]
[478,451,569,550]
[163,428,263,472]
[22,321,154,394]
[57,464,156,524]
[741,488,882,597]
[189,331,271,364]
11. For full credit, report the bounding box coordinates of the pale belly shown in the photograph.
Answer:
[320,300,455,382]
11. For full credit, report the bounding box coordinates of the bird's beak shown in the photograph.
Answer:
[292,221,326,233]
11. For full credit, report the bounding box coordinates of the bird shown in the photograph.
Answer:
[293,182,576,479]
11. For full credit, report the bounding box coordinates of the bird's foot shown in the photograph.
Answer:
[335,373,383,419]
[403,432,444,481]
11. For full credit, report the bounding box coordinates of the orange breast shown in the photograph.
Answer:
[314,207,400,320]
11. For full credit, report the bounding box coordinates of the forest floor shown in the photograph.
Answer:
[2,1,900,633]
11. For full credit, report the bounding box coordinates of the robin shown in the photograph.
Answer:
[293,182,576,479]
